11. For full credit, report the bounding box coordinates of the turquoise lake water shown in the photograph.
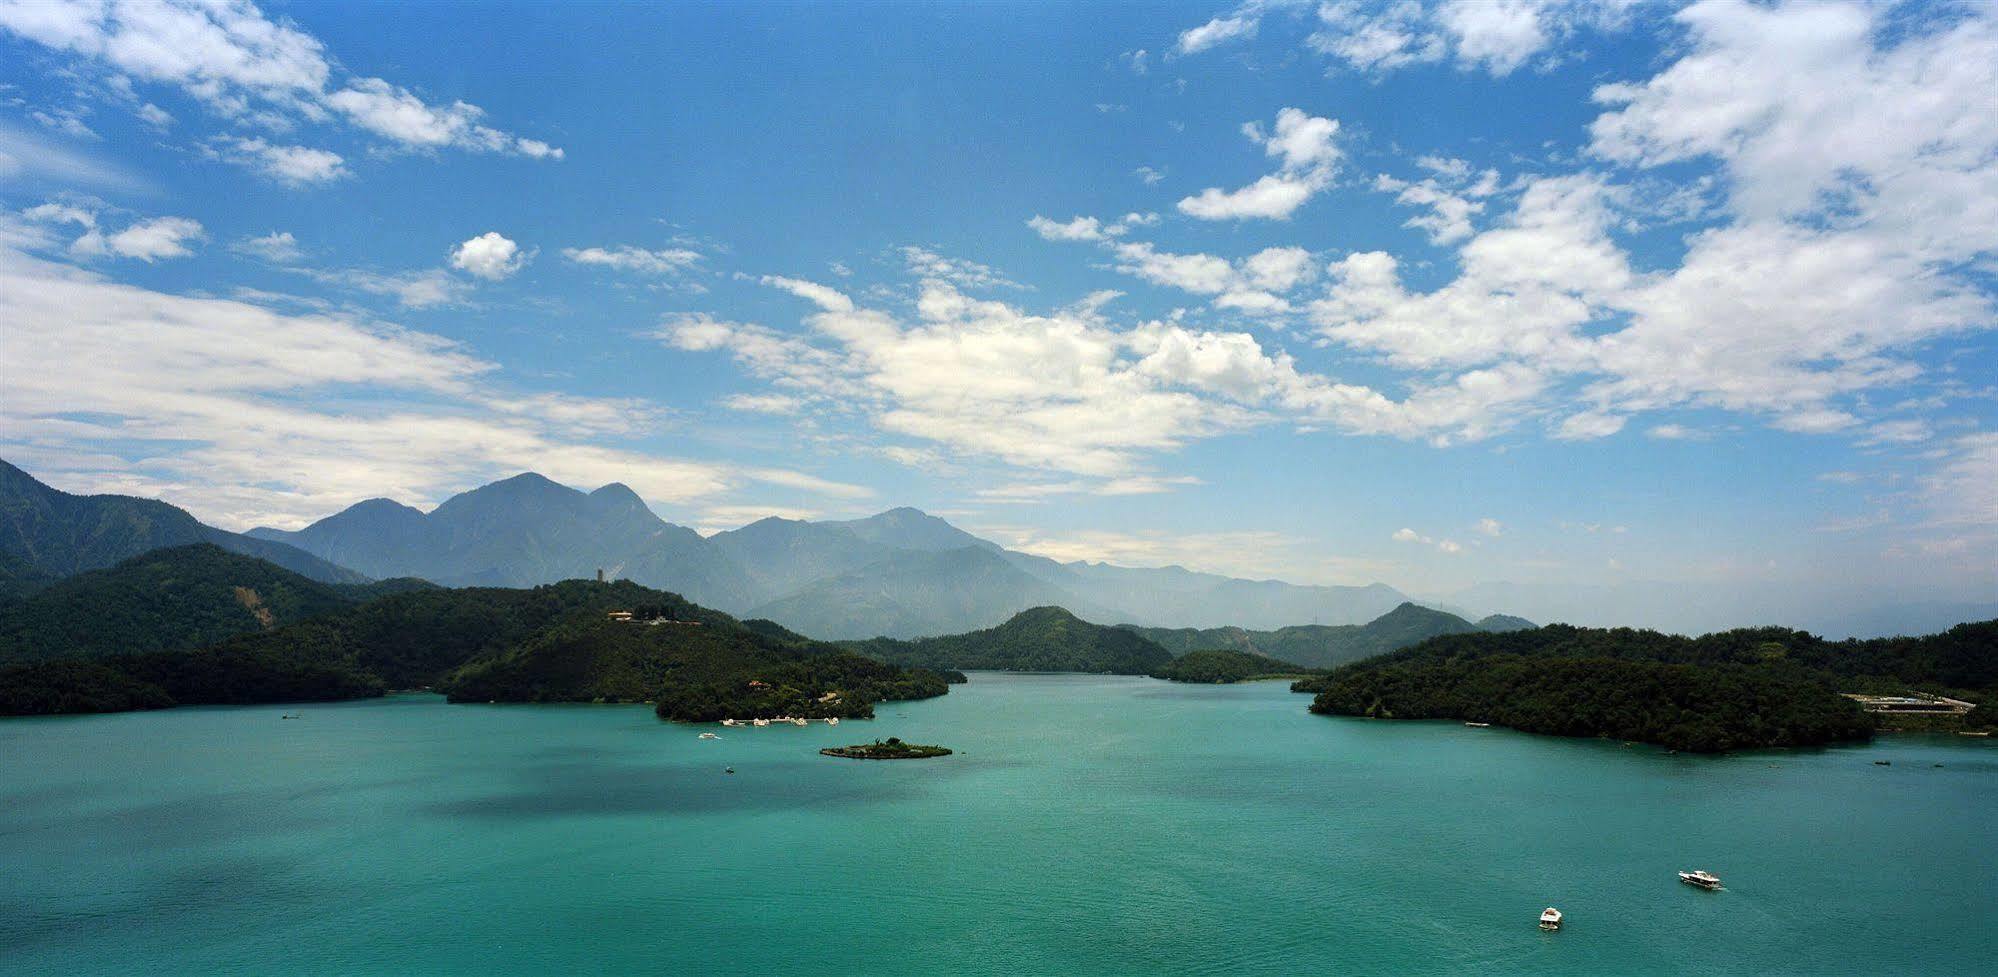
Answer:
[3,672,1993,976]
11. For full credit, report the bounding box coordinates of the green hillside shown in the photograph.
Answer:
[1292,620,1998,752]
[0,544,372,663]
[850,605,1175,674]
[1124,602,1491,669]
[0,578,952,719]
[1150,648,1319,683]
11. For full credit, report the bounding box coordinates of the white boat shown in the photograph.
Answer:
[1464,721,1491,727]
[1539,908,1563,930]
[790,717,808,726]
[698,732,720,740]
[1679,870,1722,890]
[752,718,770,727]
[827,717,839,725]
[720,719,740,727]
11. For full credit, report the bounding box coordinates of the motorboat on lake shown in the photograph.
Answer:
[1679,870,1722,890]
[698,732,720,740]
[1464,721,1491,727]
[1539,908,1563,930]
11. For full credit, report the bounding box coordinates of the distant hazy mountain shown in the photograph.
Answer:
[1448,579,1998,640]
[252,473,752,609]
[0,459,364,597]
[0,544,378,663]
[1033,561,1411,630]
[1124,602,1495,669]
[245,470,1437,639]
[746,546,1124,640]
[707,517,902,606]
[850,605,1175,674]
[1476,614,1537,632]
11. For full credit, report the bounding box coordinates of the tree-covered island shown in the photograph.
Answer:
[819,737,952,759]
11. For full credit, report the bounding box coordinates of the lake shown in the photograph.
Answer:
[2,673,1992,976]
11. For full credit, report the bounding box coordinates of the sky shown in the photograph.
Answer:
[1,0,1994,630]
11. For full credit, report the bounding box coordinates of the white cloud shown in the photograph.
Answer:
[1374,159,1498,245]
[1436,0,1554,75]
[0,241,861,528]
[1134,165,1166,185]
[1026,213,1156,243]
[0,0,559,164]
[231,230,302,263]
[23,202,203,261]
[204,135,346,185]
[1177,14,1259,55]
[564,244,702,276]
[760,275,855,313]
[104,216,203,261]
[1179,108,1340,221]
[1302,0,1631,77]
[449,232,527,281]
[901,246,1020,290]
[1475,517,1503,537]
[1390,525,1463,554]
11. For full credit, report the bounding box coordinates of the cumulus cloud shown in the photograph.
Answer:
[0,241,862,528]
[1179,108,1340,221]
[21,201,203,261]
[0,0,560,173]
[1177,14,1260,54]
[449,232,527,281]
[661,266,1571,484]
[1296,0,1636,76]
[1286,0,1998,462]
[1391,526,1463,553]
[563,244,703,276]
[231,230,303,263]
[203,135,346,186]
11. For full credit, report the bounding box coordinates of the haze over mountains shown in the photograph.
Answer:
[0,460,362,598]
[244,471,1412,638]
[7,460,1985,641]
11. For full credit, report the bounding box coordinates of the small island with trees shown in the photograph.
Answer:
[820,737,952,760]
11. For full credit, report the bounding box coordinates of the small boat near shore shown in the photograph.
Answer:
[1539,908,1563,931]
[1464,721,1491,727]
[698,732,720,740]
[1679,870,1722,890]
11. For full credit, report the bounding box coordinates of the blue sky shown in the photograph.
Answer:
[2,0,1994,629]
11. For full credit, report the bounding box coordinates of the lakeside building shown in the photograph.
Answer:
[1840,692,1976,715]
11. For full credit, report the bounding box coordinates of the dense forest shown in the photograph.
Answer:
[1293,620,1998,751]
[848,606,1174,674]
[443,613,956,720]
[0,544,432,663]
[1150,649,1319,684]
[0,575,953,719]
[1123,602,1495,669]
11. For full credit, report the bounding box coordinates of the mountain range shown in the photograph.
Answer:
[1123,602,1531,670]
[234,469,1419,638]
[0,460,362,599]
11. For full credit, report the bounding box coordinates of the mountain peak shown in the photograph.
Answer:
[587,482,646,506]
[833,507,993,553]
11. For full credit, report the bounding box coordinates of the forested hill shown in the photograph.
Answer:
[0,544,428,664]
[848,606,1175,674]
[1293,621,1998,752]
[0,578,953,720]
[1123,602,1494,669]
[1150,649,1319,684]
[0,459,364,597]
